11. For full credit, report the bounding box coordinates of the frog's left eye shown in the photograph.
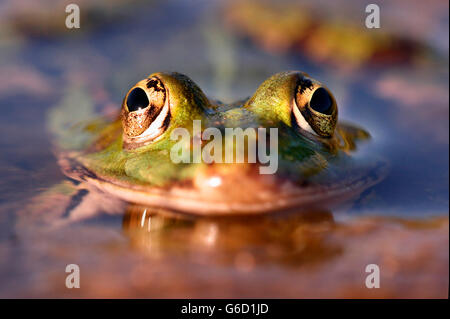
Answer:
[121,77,170,143]
[293,77,337,138]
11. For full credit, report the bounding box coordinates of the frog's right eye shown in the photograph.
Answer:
[126,87,149,112]
[121,77,170,142]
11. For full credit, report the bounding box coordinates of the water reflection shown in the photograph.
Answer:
[123,205,342,267]
[118,204,448,298]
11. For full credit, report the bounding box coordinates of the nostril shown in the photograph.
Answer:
[126,87,149,112]
[310,87,333,115]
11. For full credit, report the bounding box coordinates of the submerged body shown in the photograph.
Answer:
[55,71,385,215]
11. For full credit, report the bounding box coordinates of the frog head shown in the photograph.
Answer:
[55,71,385,215]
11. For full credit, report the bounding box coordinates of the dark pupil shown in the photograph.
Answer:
[126,87,149,112]
[310,87,333,115]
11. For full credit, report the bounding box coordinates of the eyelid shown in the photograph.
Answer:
[292,98,317,136]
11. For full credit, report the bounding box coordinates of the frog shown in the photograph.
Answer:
[48,71,386,220]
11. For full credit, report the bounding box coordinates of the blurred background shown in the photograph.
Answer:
[0,0,448,298]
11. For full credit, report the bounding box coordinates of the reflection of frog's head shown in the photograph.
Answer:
[57,71,386,215]
[122,204,341,267]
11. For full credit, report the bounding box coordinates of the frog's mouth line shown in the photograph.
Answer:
[58,153,388,216]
